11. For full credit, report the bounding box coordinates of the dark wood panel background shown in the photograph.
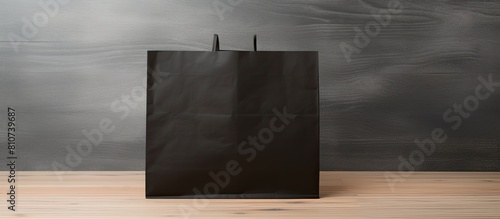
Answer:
[0,0,499,171]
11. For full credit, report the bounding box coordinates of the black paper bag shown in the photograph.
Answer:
[146,35,319,198]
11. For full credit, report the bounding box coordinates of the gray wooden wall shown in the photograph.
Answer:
[1,0,499,171]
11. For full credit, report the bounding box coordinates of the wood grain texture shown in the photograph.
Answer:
[1,171,500,218]
[0,0,499,171]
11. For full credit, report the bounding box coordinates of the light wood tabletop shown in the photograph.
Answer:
[1,171,499,218]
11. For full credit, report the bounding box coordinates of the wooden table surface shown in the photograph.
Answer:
[1,171,499,218]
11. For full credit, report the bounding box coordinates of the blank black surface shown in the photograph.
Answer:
[146,51,319,198]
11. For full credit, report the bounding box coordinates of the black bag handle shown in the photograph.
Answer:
[212,34,257,51]
[212,34,220,51]
[253,35,257,51]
